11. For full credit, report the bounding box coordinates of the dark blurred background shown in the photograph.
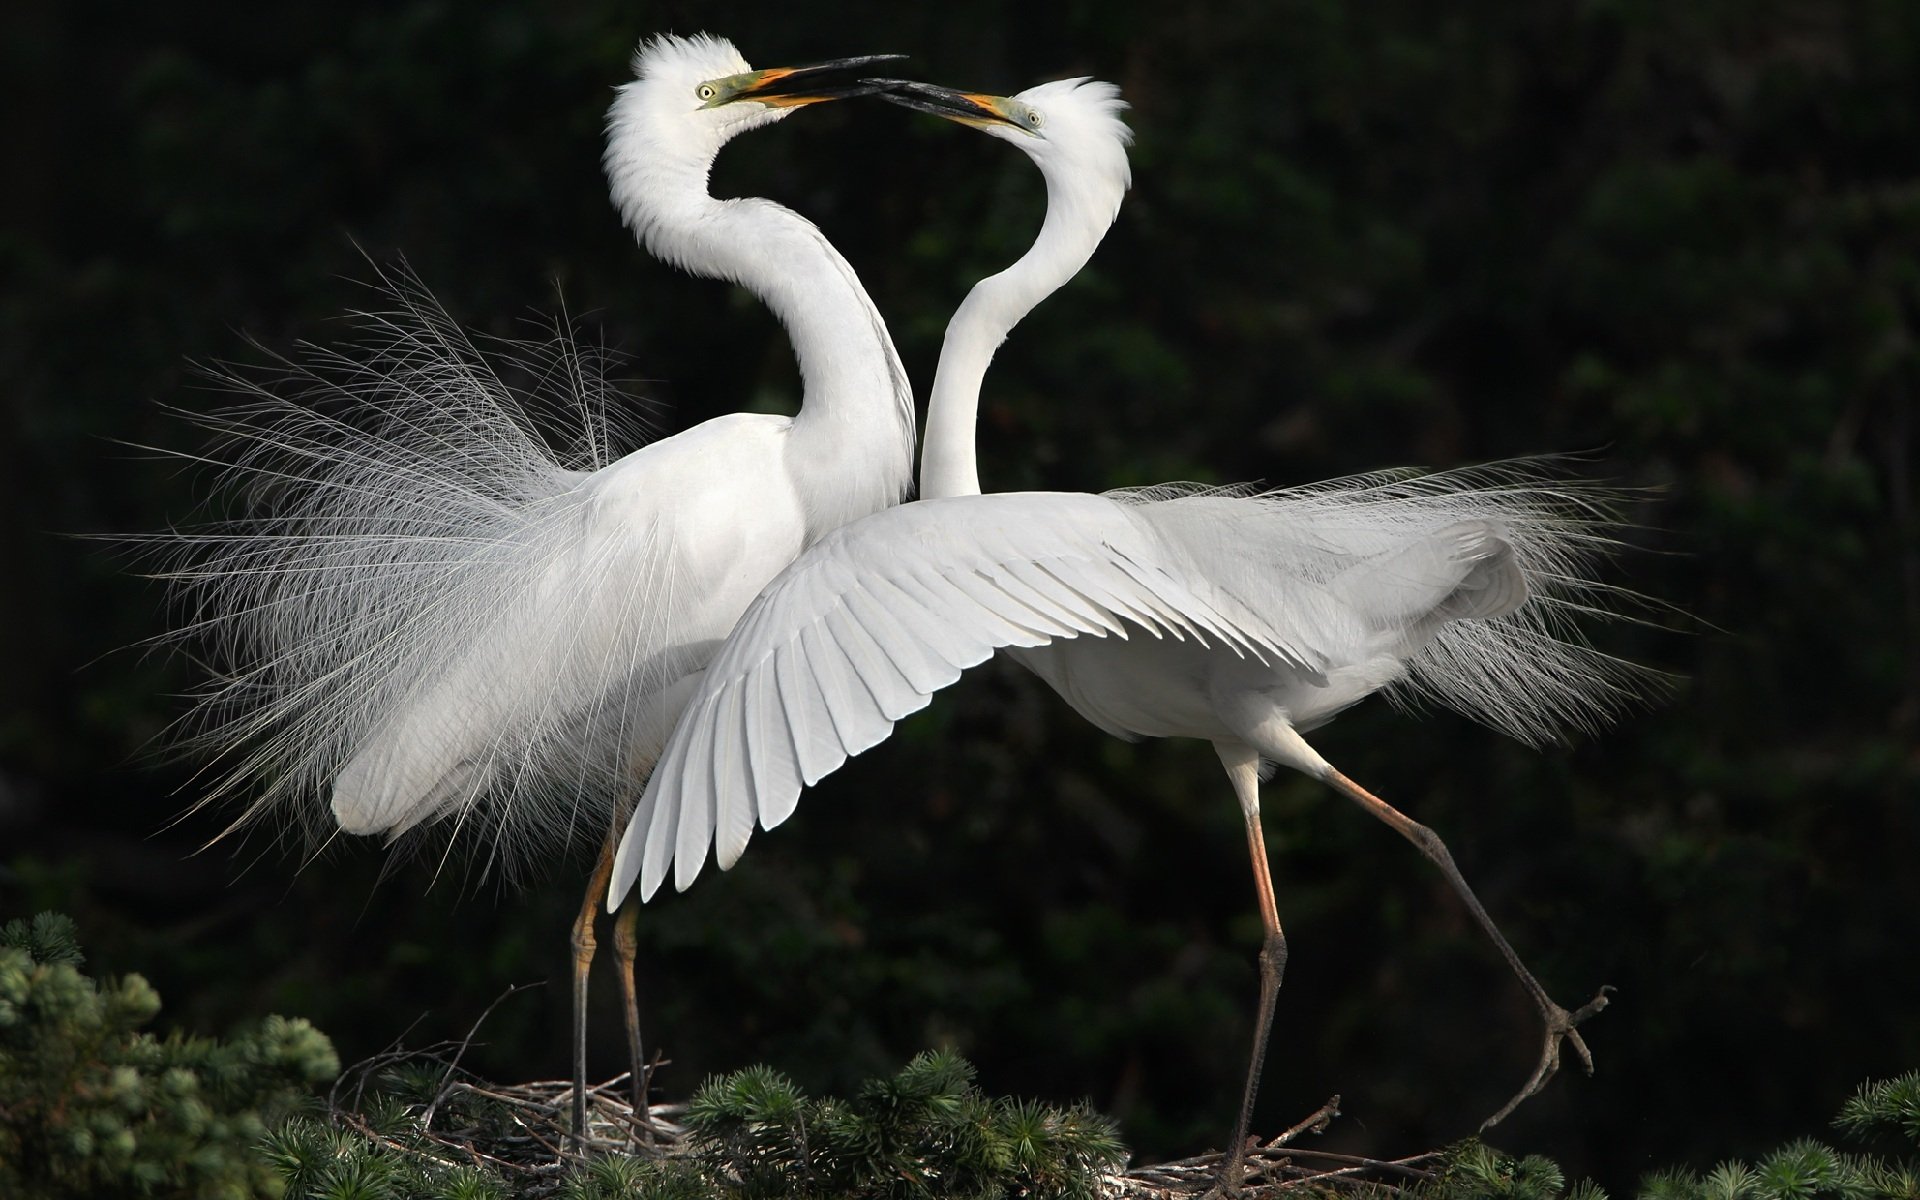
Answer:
[4,0,1916,1191]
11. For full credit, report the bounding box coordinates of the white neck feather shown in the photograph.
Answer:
[920,164,1120,500]
[604,102,916,530]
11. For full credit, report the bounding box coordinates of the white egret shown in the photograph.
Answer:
[163,34,917,1138]
[610,76,1645,1185]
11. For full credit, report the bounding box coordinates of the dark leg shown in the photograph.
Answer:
[610,898,653,1145]
[570,829,618,1146]
[1212,745,1288,1196]
[1323,768,1610,1128]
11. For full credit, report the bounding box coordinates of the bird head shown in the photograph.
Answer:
[616,34,903,157]
[874,75,1135,205]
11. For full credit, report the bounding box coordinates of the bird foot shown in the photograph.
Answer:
[1203,1142,1252,1198]
[1205,1152,1251,1198]
[1480,984,1613,1130]
[1205,1096,1342,1197]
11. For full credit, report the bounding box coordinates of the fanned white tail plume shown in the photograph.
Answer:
[1106,462,1655,747]
[149,263,671,880]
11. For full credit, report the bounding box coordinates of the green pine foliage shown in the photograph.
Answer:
[1413,1073,1920,1200]
[0,911,340,1199]
[263,1059,529,1200]
[1625,1073,1920,1200]
[678,1048,1125,1200]
[263,1113,524,1200]
[554,1155,708,1200]
[1415,1140,1608,1200]
[1839,1074,1920,1149]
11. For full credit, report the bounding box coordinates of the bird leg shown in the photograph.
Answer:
[1213,746,1289,1197]
[570,827,619,1146]
[1322,768,1611,1129]
[610,897,654,1145]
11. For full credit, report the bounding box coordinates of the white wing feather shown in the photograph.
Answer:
[609,492,1312,904]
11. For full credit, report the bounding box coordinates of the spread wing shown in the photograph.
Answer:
[608,491,1316,905]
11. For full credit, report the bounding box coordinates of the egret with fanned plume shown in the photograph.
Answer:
[162,33,916,1139]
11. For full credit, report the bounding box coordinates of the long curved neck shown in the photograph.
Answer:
[920,169,1117,500]
[606,128,916,530]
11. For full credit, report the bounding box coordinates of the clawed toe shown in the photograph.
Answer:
[1569,984,1614,1027]
[1480,984,1613,1130]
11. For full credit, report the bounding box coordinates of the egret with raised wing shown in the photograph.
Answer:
[611,76,1645,1187]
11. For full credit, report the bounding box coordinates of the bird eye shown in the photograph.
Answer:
[1026,109,1044,129]
[697,83,718,102]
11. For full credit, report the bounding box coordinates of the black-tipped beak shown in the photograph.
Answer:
[868,79,1022,128]
[736,54,909,107]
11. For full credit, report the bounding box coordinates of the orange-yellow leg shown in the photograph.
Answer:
[570,828,618,1145]
[1213,745,1288,1196]
[1323,768,1611,1128]
[610,897,653,1144]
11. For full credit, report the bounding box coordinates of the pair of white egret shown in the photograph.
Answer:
[172,32,1640,1191]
